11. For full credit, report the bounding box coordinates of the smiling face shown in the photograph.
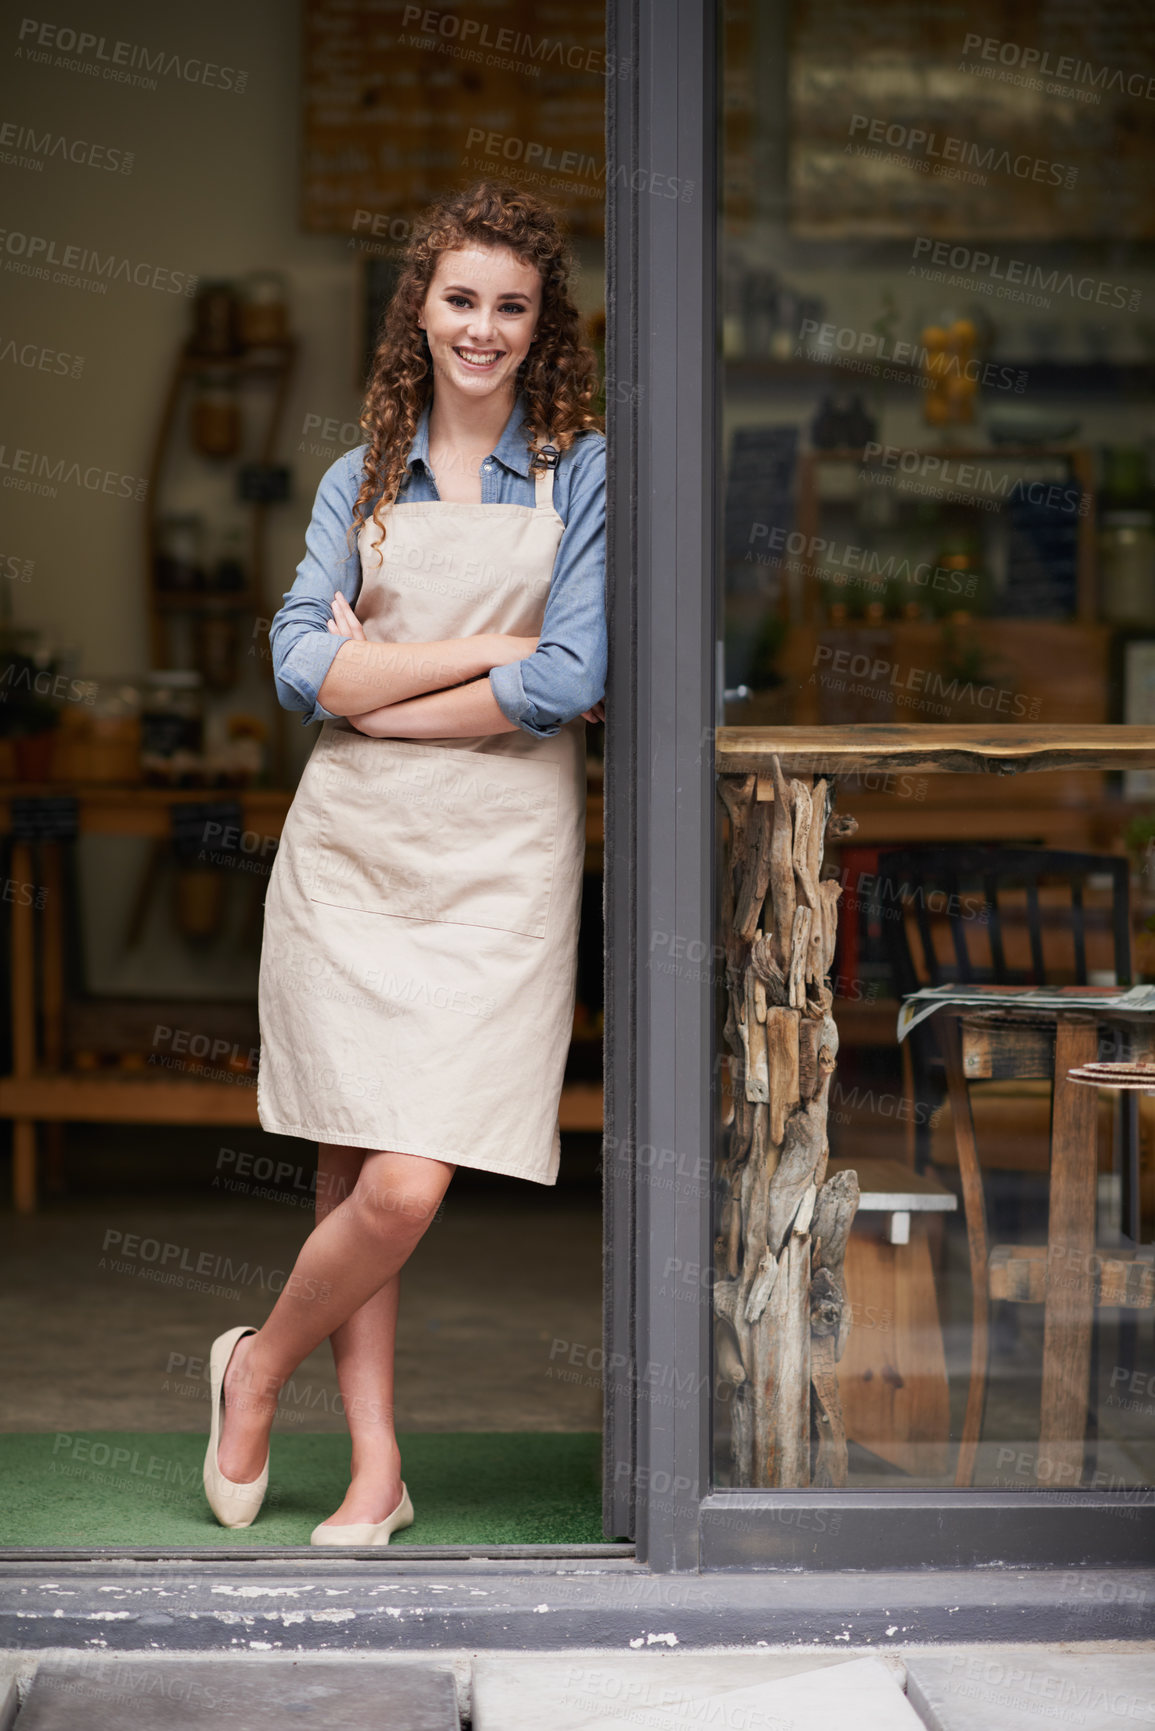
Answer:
[418,243,543,403]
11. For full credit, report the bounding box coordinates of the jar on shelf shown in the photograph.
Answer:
[920,315,979,429]
[1099,510,1155,623]
[140,670,204,784]
[1100,445,1149,508]
[190,280,242,358]
[190,368,242,458]
[54,678,142,783]
[194,605,241,692]
[239,270,289,348]
[154,514,205,592]
[206,520,249,592]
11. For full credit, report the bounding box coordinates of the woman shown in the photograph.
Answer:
[203,182,607,1545]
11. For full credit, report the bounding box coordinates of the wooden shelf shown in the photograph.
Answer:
[715,725,1155,777]
[146,334,298,783]
[558,1082,603,1132]
[798,442,1091,462]
[176,343,294,375]
[724,358,1155,399]
[0,783,293,839]
[0,782,608,1207]
[0,1071,258,1125]
[0,1070,603,1134]
[789,445,1097,624]
[0,781,606,850]
[753,619,1112,731]
[153,590,256,613]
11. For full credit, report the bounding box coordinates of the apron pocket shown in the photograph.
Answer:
[306,730,560,939]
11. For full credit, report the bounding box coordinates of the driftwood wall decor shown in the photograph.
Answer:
[715,756,859,1487]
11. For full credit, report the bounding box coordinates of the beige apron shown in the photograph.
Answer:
[256,454,587,1185]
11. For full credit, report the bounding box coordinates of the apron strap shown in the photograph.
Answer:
[531,439,560,511]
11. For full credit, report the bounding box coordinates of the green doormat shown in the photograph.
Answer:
[0,1431,605,1548]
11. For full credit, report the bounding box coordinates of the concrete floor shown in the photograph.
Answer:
[3,1644,1155,1730]
[0,1129,604,1436]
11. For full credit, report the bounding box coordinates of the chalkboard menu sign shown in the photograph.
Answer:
[303,0,607,239]
[170,801,246,862]
[10,797,79,845]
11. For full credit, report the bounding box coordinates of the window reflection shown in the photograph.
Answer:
[713,0,1155,1495]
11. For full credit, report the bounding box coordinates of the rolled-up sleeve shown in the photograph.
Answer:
[488,434,607,740]
[269,449,366,726]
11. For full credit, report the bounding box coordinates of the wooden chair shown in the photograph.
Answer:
[876,847,1145,1486]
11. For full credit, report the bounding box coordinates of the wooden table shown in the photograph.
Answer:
[949,999,1155,1486]
[712,727,1155,1491]
[0,786,293,1213]
[1,779,607,1212]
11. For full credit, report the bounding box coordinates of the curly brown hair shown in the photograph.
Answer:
[352,180,603,556]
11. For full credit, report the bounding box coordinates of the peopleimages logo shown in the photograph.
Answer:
[15,18,248,93]
[0,228,197,296]
[961,32,1155,103]
[0,119,133,174]
[862,441,1089,515]
[0,441,148,501]
[848,114,1077,188]
[910,238,1140,311]
[467,128,694,202]
[399,4,630,79]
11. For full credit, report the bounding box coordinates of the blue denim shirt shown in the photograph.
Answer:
[269,395,606,739]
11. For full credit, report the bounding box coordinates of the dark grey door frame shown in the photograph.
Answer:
[603,0,717,1570]
[602,0,1155,1572]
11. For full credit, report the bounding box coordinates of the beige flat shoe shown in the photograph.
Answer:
[309,1482,414,1547]
[203,1325,269,1529]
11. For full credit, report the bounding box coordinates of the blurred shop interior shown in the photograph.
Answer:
[2,0,1155,1549]
[0,0,610,1546]
[713,0,1155,1493]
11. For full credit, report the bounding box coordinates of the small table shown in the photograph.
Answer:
[900,986,1155,1484]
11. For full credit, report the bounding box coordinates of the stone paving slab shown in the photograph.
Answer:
[906,1649,1155,1731]
[473,1652,920,1729]
[13,1655,460,1729]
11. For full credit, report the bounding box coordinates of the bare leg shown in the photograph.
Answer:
[216,1147,454,1486]
[315,1143,409,1528]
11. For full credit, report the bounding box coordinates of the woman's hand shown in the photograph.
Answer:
[327,590,365,640]
[581,700,605,723]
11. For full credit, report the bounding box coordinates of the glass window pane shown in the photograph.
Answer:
[713,0,1155,1497]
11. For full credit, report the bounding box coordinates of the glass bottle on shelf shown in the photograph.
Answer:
[206,519,249,593]
[155,514,205,592]
[140,670,204,785]
[239,270,289,349]
[194,606,242,692]
[721,253,745,359]
[1100,512,1155,623]
[190,280,242,358]
[920,314,979,431]
[190,368,242,458]
[1098,445,1155,622]
[932,544,992,619]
